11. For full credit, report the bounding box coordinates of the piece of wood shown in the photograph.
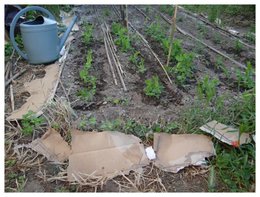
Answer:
[128,22,173,84]
[157,10,247,69]
[103,35,118,85]
[5,68,27,88]
[166,5,178,67]
[102,26,127,91]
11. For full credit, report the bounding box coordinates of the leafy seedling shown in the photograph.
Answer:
[144,75,164,98]
[21,110,44,136]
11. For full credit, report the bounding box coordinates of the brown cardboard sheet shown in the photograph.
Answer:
[153,133,215,173]
[7,63,60,120]
[30,128,71,162]
[67,130,149,181]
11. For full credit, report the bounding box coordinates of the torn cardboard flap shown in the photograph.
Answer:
[67,130,149,181]
[200,120,251,146]
[153,133,215,173]
[30,128,71,162]
[7,63,60,121]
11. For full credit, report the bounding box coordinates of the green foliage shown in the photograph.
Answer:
[21,111,44,136]
[111,22,131,52]
[129,51,147,74]
[159,5,174,16]
[231,89,255,133]
[83,23,93,45]
[215,56,229,78]
[144,76,164,98]
[123,119,149,138]
[234,40,243,54]
[173,53,194,85]
[162,39,182,62]
[103,8,110,16]
[146,22,165,42]
[197,23,207,36]
[216,144,255,192]
[245,32,255,44]
[236,62,254,90]
[100,119,123,131]
[79,116,96,129]
[5,42,13,58]
[197,76,219,103]
[213,33,221,44]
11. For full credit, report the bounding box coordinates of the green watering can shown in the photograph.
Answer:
[10,6,77,64]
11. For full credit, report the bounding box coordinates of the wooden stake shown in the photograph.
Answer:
[166,5,178,67]
[103,35,118,85]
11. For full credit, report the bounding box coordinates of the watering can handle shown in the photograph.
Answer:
[9,6,55,60]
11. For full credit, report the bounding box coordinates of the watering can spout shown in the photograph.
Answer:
[59,16,77,52]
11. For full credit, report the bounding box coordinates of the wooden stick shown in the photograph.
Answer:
[166,5,178,67]
[134,6,151,21]
[103,34,118,85]
[104,23,125,76]
[5,68,27,88]
[157,11,247,69]
[128,22,173,84]
[103,28,127,91]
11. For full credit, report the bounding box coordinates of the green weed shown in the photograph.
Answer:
[100,119,123,131]
[213,33,221,44]
[5,42,13,59]
[146,22,165,42]
[236,62,254,90]
[21,111,44,136]
[162,39,182,63]
[144,75,164,98]
[234,40,243,54]
[197,76,219,103]
[159,5,174,16]
[215,144,255,192]
[245,32,255,44]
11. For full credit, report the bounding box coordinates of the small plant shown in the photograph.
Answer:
[21,111,44,136]
[236,61,254,90]
[5,42,13,59]
[129,51,146,74]
[123,119,149,138]
[173,53,194,85]
[197,23,207,36]
[83,23,93,45]
[137,58,146,74]
[215,56,229,78]
[100,119,122,131]
[144,75,164,98]
[162,39,182,63]
[234,40,243,54]
[103,8,110,16]
[197,75,219,102]
[213,33,221,44]
[146,22,165,42]
[111,22,131,52]
[245,32,255,44]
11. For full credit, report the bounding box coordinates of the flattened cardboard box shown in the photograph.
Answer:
[153,133,215,173]
[200,120,251,146]
[67,130,149,181]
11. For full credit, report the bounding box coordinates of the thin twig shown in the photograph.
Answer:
[5,68,27,88]
[128,22,173,84]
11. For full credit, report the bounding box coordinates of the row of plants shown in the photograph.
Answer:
[146,22,194,86]
[77,23,97,101]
